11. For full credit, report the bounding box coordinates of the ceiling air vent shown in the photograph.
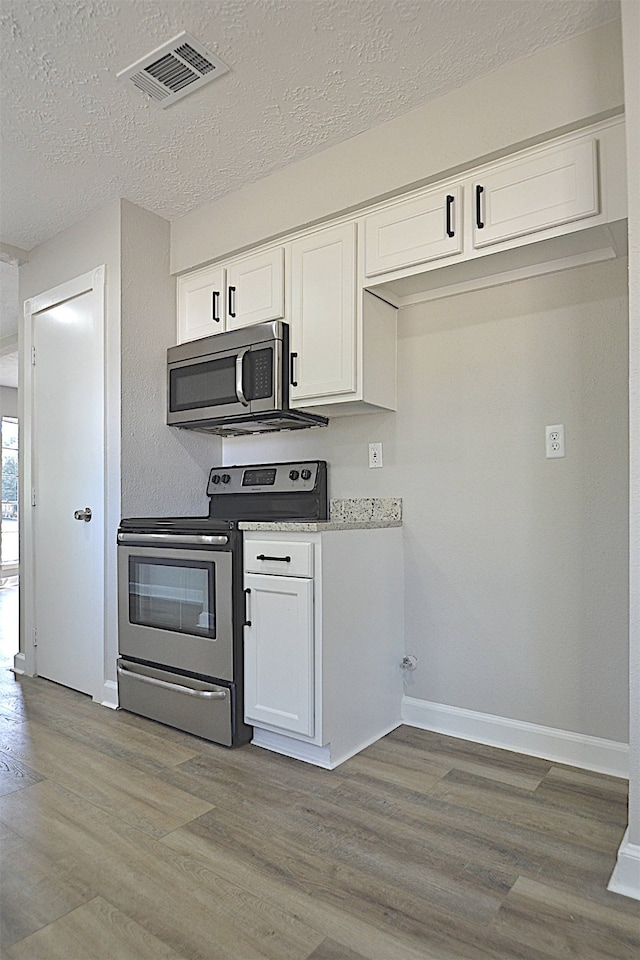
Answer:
[117,32,229,108]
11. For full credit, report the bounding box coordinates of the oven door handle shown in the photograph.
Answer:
[117,664,228,700]
[117,533,229,546]
[235,348,250,407]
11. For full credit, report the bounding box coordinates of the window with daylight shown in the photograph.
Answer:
[1,417,19,575]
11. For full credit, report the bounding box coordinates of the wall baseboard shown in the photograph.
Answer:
[252,721,401,770]
[402,696,629,778]
[608,830,640,901]
[252,729,333,768]
[100,679,118,710]
[12,651,27,675]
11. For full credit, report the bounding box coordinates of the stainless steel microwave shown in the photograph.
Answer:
[167,321,328,437]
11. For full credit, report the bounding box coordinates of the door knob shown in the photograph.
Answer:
[74,507,92,522]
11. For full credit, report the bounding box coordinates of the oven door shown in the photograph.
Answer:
[117,539,234,681]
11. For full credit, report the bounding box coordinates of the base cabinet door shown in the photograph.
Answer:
[243,573,314,736]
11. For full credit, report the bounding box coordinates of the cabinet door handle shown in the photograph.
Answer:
[290,352,298,387]
[212,290,220,322]
[244,588,251,627]
[475,185,485,230]
[256,554,291,562]
[228,285,236,318]
[445,194,455,238]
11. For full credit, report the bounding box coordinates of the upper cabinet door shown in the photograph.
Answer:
[364,185,463,277]
[289,222,357,403]
[226,248,285,330]
[472,138,599,249]
[177,264,225,342]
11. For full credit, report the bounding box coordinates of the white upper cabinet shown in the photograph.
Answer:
[472,138,599,249]
[176,247,284,342]
[177,264,225,343]
[289,222,357,403]
[361,117,626,305]
[364,185,463,276]
[226,247,285,330]
[174,118,626,395]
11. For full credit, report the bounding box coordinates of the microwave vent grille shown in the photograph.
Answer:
[117,32,230,108]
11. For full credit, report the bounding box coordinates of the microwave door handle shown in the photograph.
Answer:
[235,348,250,406]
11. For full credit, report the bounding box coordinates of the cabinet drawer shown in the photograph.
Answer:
[244,540,314,577]
[117,659,233,746]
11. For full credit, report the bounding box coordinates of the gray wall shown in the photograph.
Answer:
[120,200,221,518]
[0,387,18,418]
[19,199,222,687]
[170,22,629,743]
[221,258,629,742]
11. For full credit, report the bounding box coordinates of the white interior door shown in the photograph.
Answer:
[28,268,105,696]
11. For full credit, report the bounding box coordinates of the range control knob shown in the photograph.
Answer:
[289,469,300,481]
[221,474,231,484]
[211,474,221,484]
[301,469,312,480]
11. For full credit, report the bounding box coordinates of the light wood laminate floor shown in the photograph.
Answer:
[0,605,638,958]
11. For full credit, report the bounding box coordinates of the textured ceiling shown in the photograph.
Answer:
[0,0,621,255]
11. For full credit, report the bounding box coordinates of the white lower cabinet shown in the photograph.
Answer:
[242,528,404,769]
[243,573,314,736]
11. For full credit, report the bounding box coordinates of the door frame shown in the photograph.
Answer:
[16,265,118,705]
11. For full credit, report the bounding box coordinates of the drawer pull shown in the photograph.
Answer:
[256,554,291,563]
[445,193,455,238]
[244,587,252,627]
[117,664,227,700]
[475,184,485,229]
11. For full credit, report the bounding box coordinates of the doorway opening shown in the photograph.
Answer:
[1,415,19,664]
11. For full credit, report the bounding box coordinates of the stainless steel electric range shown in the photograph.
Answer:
[116,460,328,747]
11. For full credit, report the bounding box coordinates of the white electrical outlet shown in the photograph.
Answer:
[369,442,383,468]
[545,424,565,459]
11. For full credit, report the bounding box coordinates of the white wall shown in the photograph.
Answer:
[0,386,18,418]
[170,22,629,747]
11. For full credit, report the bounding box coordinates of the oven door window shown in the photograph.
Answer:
[128,556,216,638]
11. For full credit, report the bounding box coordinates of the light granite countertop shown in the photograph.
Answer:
[239,498,402,532]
